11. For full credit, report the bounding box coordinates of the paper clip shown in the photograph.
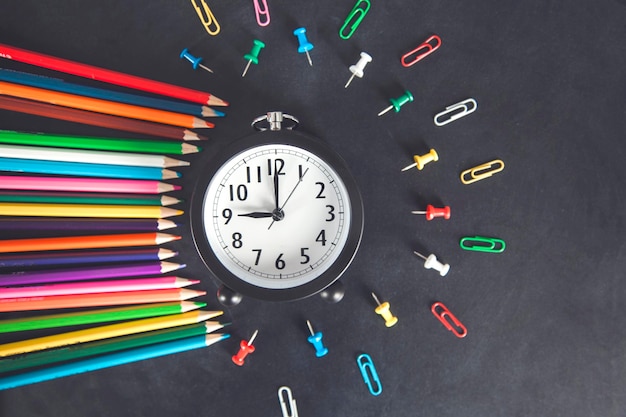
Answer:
[460,236,506,253]
[190,0,220,36]
[253,0,270,27]
[278,386,299,417]
[356,353,382,396]
[434,98,477,126]
[339,0,371,40]
[401,35,442,67]
[460,159,504,184]
[431,302,467,338]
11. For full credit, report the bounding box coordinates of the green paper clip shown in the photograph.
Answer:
[459,236,506,253]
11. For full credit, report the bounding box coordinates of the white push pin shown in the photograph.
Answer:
[345,52,372,88]
[413,251,450,276]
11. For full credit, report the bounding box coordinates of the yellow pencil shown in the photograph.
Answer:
[0,203,183,218]
[0,310,223,357]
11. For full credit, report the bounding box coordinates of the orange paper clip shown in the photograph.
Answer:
[460,159,504,184]
[401,35,442,67]
[431,302,467,338]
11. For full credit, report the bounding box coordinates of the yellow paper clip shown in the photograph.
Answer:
[460,159,504,184]
[190,0,221,35]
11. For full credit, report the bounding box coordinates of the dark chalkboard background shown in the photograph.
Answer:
[0,1,624,416]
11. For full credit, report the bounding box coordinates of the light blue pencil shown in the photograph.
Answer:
[0,69,225,118]
[0,157,180,180]
[0,333,229,390]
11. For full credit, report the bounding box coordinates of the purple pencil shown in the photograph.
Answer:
[0,217,179,232]
[0,261,185,286]
[0,248,178,270]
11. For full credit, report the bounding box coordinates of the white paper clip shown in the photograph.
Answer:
[278,386,299,417]
[434,98,477,126]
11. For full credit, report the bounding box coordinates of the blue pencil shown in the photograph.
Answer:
[0,334,230,390]
[0,69,225,118]
[0,157,180,180]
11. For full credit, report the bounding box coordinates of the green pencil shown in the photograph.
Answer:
[0,301,207,333]
[0,193,181,206]
[0,321,228,373]
[0,130,201,155]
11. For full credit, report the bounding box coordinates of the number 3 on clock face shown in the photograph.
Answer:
[191,129,364,302]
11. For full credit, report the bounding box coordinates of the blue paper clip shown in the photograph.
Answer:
[356,353,382,396]
[339,0,371,40]
[460,236,506,253]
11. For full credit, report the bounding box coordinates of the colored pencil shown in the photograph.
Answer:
[0,176,180,194]
[0,82,215,129]
[0,233,180,253]
[0,277,199,299]
[0,69,225,118]
[0,218,178,232]
[0,288,207,313]
[0,96,207,141]
[0,144,189,168]
[0,322,228,373]
[0,310,219,357]
[0,248,178,269]
[0,302,210,333]
[0,203,183,219]
[0,192,181,206]
[0,261,185,286]
[0,157,181,180]
[0,334,230,390]
[0,130,201,154]
[0,43,228,106]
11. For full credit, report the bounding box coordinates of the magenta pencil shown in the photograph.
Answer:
[0,276,200,298]
[0,176,180,194]
[0,261,185,286]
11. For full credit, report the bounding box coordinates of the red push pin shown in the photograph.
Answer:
[411,204,451,221]
[231,329,258,366]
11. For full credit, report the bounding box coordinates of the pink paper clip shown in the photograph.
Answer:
[431,302,467,338]
[253,0,270,27]
[401,35,442,67]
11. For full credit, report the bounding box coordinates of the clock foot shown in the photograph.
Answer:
[319,280,345,304]
[217,285,243,307]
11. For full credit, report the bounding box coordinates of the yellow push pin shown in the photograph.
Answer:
[401,149,439,172]
[371,292,398,327]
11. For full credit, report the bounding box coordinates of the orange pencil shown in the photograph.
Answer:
[0,288,206,312]
[0,81,214,129]
[0,233,179,253]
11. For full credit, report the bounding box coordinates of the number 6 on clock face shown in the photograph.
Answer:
[191,128,364,302]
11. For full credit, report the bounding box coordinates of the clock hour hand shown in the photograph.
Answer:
[238,212,274,218]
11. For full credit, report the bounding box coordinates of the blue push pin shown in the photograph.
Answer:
[293,27,314,66]
[180,48,214,74]
[306,320,328,357]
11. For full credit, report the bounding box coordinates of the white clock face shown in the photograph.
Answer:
[201,143,353,290]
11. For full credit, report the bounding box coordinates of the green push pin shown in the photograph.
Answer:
[377,90,414,117]
[242,39,266,77]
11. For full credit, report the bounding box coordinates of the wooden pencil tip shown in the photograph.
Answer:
[163,157,190,168]
[157,247,178,259]
[156,183,180,193]
[161,169,181,180]
[180,300,207,312]
[205,333,231,345]
[156,219,178,231]
[207,96,229,107]
[155,233,181,244]
[160,196,182,207]
[160,261,186,274]
[160,207,184,218]
[182,130,201,141]
[181,143,201,154]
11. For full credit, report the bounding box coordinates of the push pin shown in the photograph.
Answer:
[293,27,314,66]
[411,204,451,220]
[413,251,450,276]
[401,149,439,172]
[306,320,328,357]
[378,90,413,116]
[371,292,398,327]
[345,52,372,88]
[231,329,258,366]
[242,39,266,77]
[179,48,214,74]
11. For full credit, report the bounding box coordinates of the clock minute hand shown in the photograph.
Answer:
[268,167,309,230]
[238,212,274,218]
[273,171,280,211]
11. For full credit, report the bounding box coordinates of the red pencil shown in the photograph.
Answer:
[0,43,228,107]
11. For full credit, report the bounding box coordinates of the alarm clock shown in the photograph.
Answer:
[191,112,364,305]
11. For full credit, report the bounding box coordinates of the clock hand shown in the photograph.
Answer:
[238,212,274,218]
[268,167,309,230]
[273,171,280,212]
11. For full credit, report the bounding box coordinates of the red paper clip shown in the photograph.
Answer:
[431,302,467,338]
[401,35,442,67]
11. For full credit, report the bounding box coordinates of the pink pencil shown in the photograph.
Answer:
[0,176,180,194]
[0,276,200,299]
